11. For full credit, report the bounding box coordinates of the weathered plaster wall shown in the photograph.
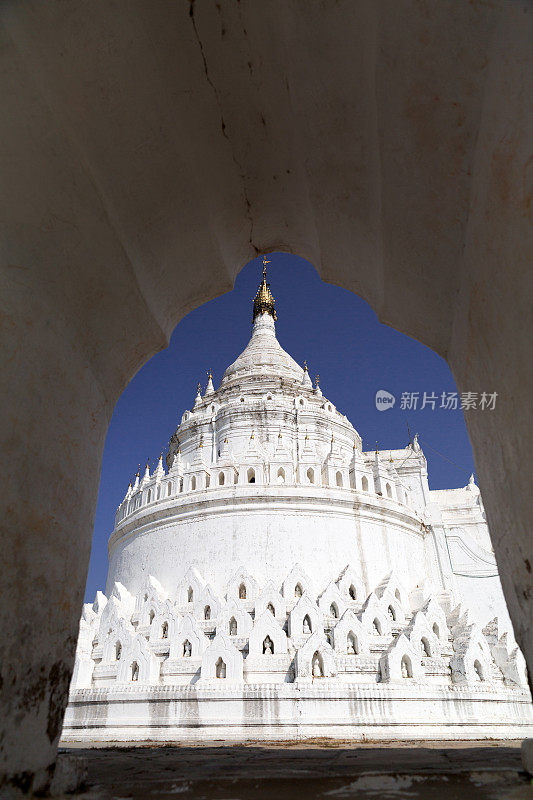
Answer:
[0,0,531,792]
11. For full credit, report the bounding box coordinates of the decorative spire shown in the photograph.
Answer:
[141,458,151,487]
[252,256,276,322]
[194,382,202,408]
[314,373,322,396]
[133,465,140,491]
[302,359,312,388]
[169,446,183,476]
[154,451,165,481]
[205,369,214,396]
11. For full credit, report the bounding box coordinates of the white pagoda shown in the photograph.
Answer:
[63,263,533,742]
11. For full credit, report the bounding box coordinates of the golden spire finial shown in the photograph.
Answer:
[207,369,212,380]
[136,464,140,476]
[253,257,276,321]
[315,373,320,386]
[278,429,282,438]
[304,360,308,372]
[331,433,334,443]
[375,441,379,454]
[251,431,254,439]
[197,382,202,394]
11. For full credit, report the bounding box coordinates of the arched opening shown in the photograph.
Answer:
[179,478,184,493]
[421,637,431,657]
[373,618,382,635]
[233,470,239,484]
[218,471,225,486]
[294,583,303,598]
[432,622,440,638]
[115,641,122,661]
[473,659,484,681]
[401,655,413,678]
[131,661,139,682]
[263,636,274,655]
[395,589,401,603]
[277,467,285,484]
[215,657,226,678]
[148,609,155,624]
[387,605,396,621]
[156,485,161,500]
[183,640,192,658]
[11,109,520,784]
[306,467,314,485]
[187,586,193,603]
[161,621,168,639]
[267,602,275,616]
[329,603,339,619]
[167,481,172,496]
[205,474,210,488]
[349,584,357,600]
[336,471,343,487]
[147,489,151,503]
[204,605,211,620]
[238,582,247,599]
[347,632,358,655]
[312,651,324,678]
[362,475,369,492]
[191,475,196,491]
[229,617,238,635]
[386,482,392,498]
[303,614,312,634]
[247,467,255,484]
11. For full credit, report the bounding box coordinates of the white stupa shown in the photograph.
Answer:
[63,261,533,742]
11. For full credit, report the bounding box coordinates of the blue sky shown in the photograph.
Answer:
[84,253,476,602]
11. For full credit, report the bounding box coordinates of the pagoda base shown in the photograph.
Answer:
[62,683,533,743]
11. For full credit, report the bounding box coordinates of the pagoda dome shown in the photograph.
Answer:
[219,313,303,390]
